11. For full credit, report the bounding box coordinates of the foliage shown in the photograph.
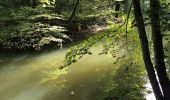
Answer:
[0,1,69,50]
[1,0,170,99]
[62,22,128,68]
[0,0,123,50]
[160,2,170,31]
[102,61,146,100]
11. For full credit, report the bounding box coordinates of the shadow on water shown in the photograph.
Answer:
[0,44,148,100]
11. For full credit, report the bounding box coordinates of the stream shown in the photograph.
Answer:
[0,45,155,100]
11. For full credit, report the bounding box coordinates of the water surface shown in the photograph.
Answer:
[0,46,124,100]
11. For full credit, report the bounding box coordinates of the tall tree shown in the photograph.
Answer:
[150,0,170,99]
[68,0,79,23]
[132,0,163,100]
[115,1,121,18]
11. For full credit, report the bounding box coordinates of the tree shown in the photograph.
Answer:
[132,0,170,99]
[68,0,80,23]
[52,0,170,99]
[115,1,121,18]
[150,0,170,99]
[132,0,163,99]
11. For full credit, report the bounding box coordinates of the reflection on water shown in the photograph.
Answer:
[0,45,124,100]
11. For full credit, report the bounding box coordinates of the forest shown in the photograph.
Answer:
[0,0,170,100]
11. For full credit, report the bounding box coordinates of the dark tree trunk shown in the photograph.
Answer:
[23,0,31,6]
[150,0,170,99]
[30,0,38,8]
[55,0,63,14]
[115,1,121,18]
[132,0,163,100]
[23,0,37,7]
[68,0,79,23]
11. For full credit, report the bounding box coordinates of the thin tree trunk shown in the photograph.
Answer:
[115,1,121,18]
[30,0,37,8]
[55,0,63,14]
[132,0,163,100]
[68,0,79,23]
[150,0,170,99]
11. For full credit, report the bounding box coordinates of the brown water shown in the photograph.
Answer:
[0,45,125,100]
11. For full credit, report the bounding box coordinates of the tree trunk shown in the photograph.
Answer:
[68,0,79,23]
[132,0,163,100]
[115,1,121,18]
[55,0,63,14]
[30,0,37,8]
[150,0,170,99]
